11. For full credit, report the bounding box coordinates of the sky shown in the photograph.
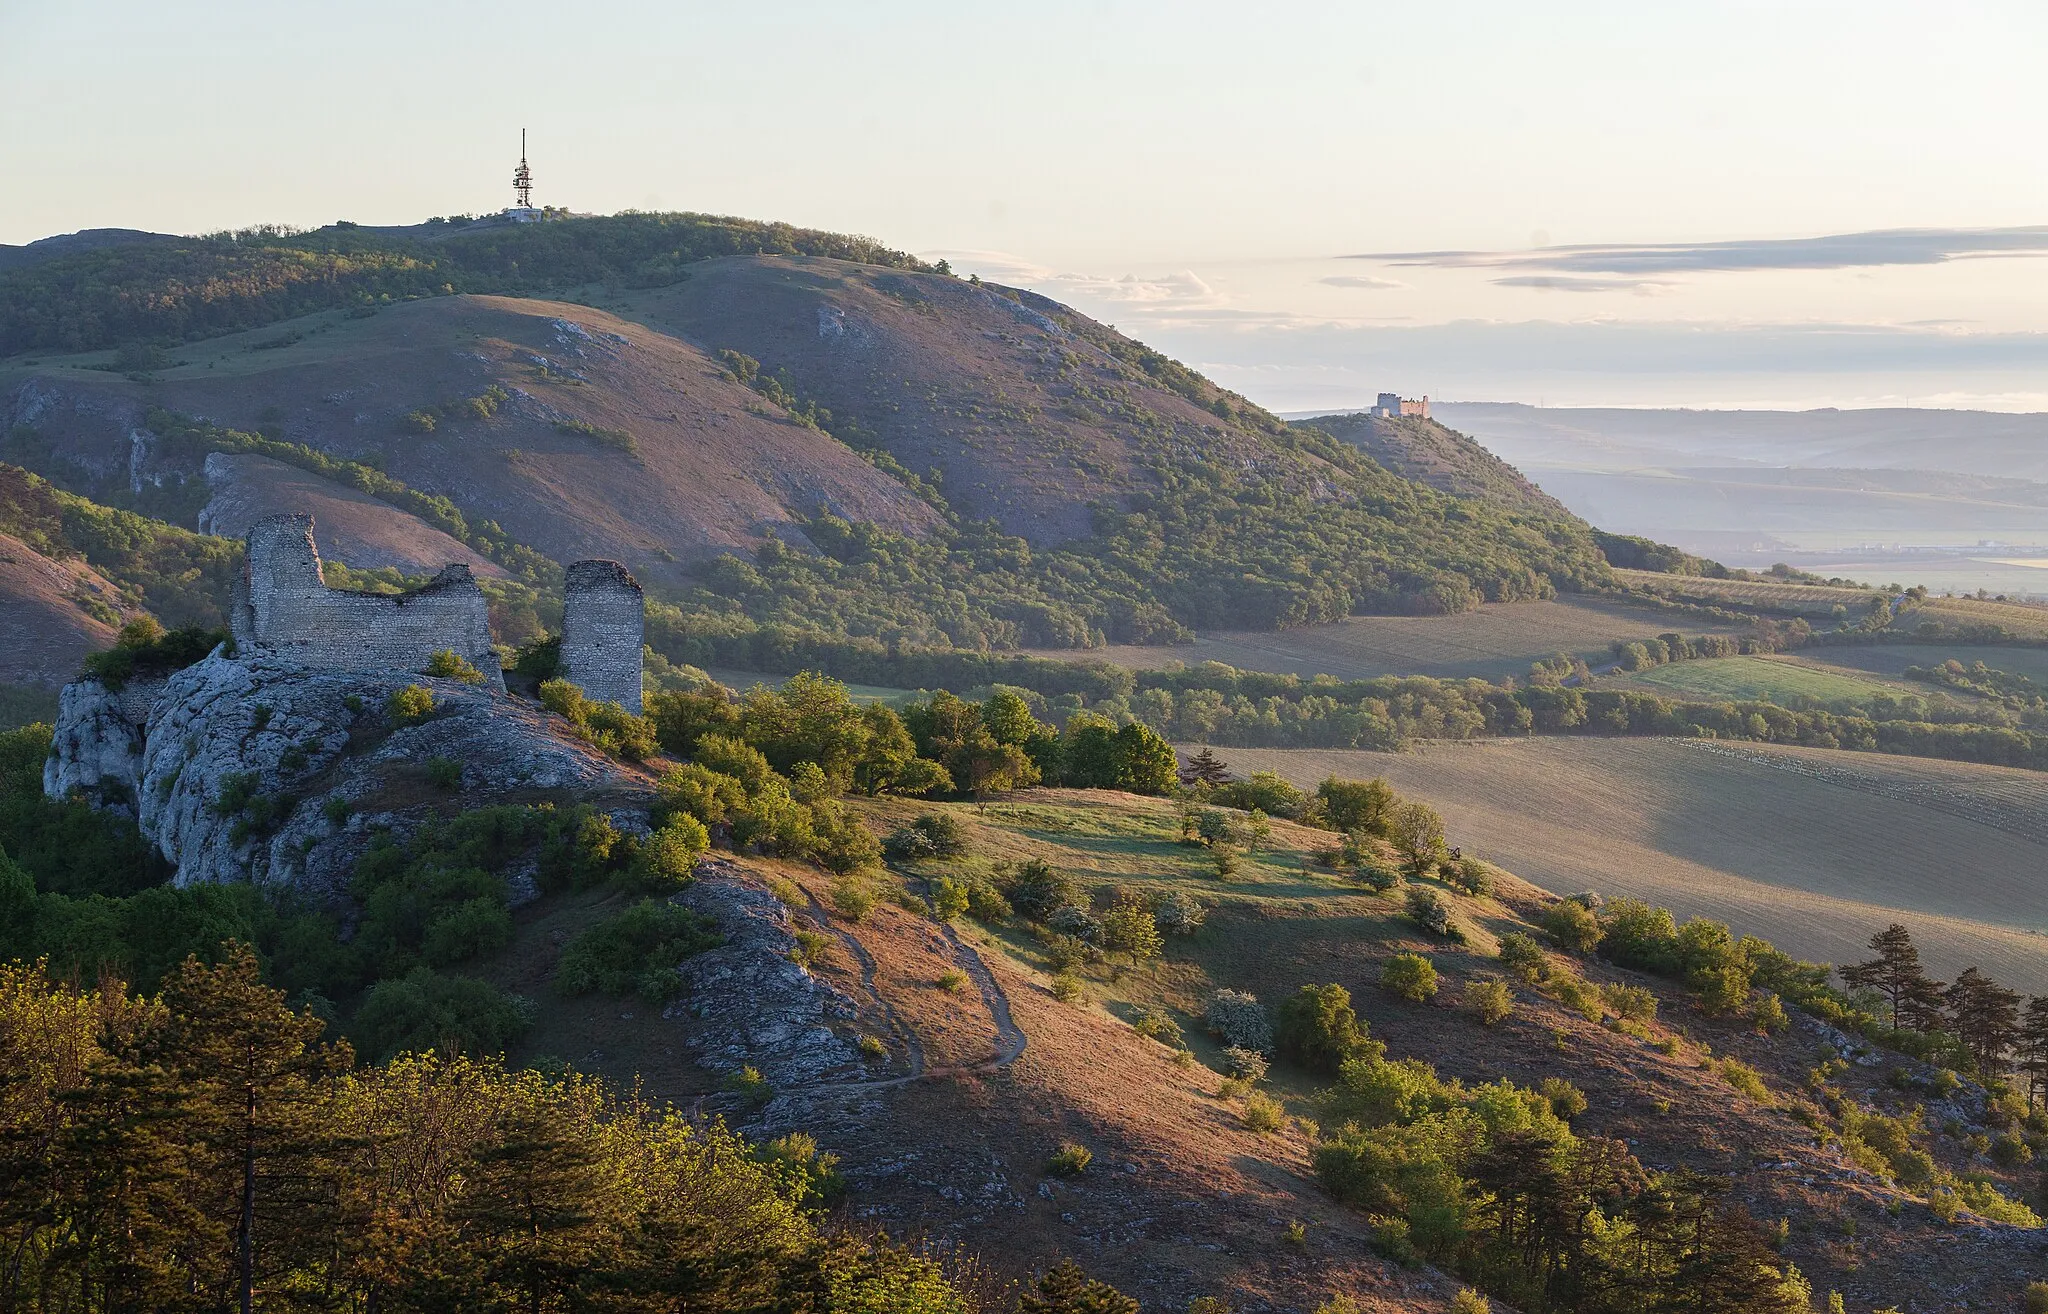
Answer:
[6,0,2048,410]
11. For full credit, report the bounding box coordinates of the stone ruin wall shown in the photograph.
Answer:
[232,513,504,684]
[559,560,645,712]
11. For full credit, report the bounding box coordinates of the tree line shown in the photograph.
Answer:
[0,950,975,1314]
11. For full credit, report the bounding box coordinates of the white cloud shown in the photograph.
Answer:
[1320,275,1406,290]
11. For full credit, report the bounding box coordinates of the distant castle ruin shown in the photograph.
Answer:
[232,513,645,709]
[1371,392,1430,420]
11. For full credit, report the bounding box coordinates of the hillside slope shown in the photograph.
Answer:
[0,529,131,686]
[3,294,941,589]
[1297,411,1571,517]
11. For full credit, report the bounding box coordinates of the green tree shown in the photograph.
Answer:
[1099,890,1163,966]
[1273,983,1373,1073]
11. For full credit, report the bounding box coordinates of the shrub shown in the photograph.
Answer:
[1464,978,1513,1025]
[930,877,970,922]
[424,756,463,790]
[1041,933,1095,972]
[1220,1047,1268,1082]
[388,684,435,725]
[1600,982,1659,1024]
[1131,1007,1186,1049]
[1210,844,1241,881]
[1541,900,1603,954]
[1214,770,1309,819]
[1047,904,1101,943]
[1442,856,1493,897]
[1404,886,1454,938]
[964,880,1011,922]
[540,678,659,761]
[622,817,709,893]
[350,967,533,1062]
[936,969,969,994]
[1380,953,1438,1002]
[858,1033,887,1059]
[656,763,747,828]
[321,795,352,827]
[1450,1290,1490,1314]
[790,930,831,967]
[1154,889,1207,936]
[1497,931,1547,983]
[1002,859,1081,921]
[1242,1091,1283,1133]
[1752,991,1789,1034]
[1353,853,1402,893]
[1050,972,1084,1003]
[1718,1058,1770,1102]
[1273,983,1371,1073]
[828,877,877,922]
[910,812,968,856]
[1205,989,1273,1054]
[1317,776,1396,835]
[2025,1281,2048,1314]
[1546,971,1602,1021]
[555,898,722,1003]
[421,897,513,966]
[1047,1142,1092,1175]
[723,1065,772,1106]
[1099,889,1163,965]
[1539,1076,1587,1119]
[424,648,487,685]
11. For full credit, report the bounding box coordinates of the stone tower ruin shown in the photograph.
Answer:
[231,513,504,684]
[560,560,645,712]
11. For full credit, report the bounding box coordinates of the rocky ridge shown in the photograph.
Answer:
[45,651,643,894]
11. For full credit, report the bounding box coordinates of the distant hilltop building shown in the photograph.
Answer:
[1371,392,1430,420]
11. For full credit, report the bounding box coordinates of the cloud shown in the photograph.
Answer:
[1319,274,1405,290]
[1051,269,1221,306]
[1350,226,2048,275]
[1491,275,1675,295]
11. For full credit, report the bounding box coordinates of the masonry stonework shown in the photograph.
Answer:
[231,513,503,683]
[560,560,645,712]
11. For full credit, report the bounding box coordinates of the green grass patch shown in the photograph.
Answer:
[1612,655,1899,705]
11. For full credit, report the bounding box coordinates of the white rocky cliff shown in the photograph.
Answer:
[43,512,650,892]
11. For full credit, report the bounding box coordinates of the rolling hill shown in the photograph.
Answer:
[2,216,1615,658]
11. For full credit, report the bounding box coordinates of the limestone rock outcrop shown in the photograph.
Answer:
[45,652,644,894]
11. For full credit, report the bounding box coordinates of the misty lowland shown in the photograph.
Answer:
[7,177,2048,1314]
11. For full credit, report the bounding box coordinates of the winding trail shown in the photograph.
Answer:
[794,883,1027,1096]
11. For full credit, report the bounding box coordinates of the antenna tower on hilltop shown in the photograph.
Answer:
[512,129,534,209]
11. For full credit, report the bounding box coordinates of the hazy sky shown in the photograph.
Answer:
[7,0,2048,409]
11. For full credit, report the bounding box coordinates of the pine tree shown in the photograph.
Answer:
[2020,996,2048,1108]
[1947,968,2023,1076]
[1018,1258,1140,1314]
[143,946,350,1314]
[1840,923,1934,1031]
[1179,746,1232,789]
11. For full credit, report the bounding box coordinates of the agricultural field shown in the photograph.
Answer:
[1611,567,1883,617]
[1797,642,2048,684]
[1025,594,1750,682]
[1904,594,2048,639]
[1601,654,1914,704]
[1218,738,2048,995]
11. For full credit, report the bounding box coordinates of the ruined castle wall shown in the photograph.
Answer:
[560,560,644,712]
[239,513,502,682]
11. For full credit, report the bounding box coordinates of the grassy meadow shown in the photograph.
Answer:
[1217,738,2048,995]
[1602,653,1909,703]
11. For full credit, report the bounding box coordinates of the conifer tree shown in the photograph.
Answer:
[1840,924,1936,1031]
[2020,996,2048,1108]
[1179,746,1232,789]
[1947,967,2023,1076]
[1018,1258,1140,1314]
